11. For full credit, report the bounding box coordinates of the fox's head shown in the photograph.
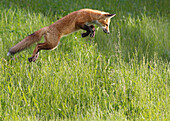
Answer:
[96,13,116,34]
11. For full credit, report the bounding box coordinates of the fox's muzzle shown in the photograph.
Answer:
[103,29,110,34]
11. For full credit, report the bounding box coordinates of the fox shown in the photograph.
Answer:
[7,9,116,62]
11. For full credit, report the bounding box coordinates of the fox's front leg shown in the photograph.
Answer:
[80,24,95,38]
[89,25,95,37]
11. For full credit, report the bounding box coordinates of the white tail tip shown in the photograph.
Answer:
[7,52,11,56]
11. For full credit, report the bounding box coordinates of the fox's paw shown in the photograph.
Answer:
[28,57,33,62]
[28,53,39,62]
[90,31,95,37]
[28,56,37,62]
[28,57,32,62]
[90,25,95,37]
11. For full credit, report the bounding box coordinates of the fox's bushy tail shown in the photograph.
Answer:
[7,27,48,56]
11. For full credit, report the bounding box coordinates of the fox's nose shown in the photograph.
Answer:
[103,29,110,34]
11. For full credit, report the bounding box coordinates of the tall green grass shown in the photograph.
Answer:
[0,0,169,120]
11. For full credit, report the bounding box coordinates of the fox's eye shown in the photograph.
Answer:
[106,24,108,26]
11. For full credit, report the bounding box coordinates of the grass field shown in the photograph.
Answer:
[0,0,169,120]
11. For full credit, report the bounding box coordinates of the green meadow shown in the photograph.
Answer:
[0,0,169,120]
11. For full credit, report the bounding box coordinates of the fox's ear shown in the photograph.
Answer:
[104,14,116,18]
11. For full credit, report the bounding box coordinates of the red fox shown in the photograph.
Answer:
[7,9,116,62]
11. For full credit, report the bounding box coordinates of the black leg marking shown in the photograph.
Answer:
[81,24,95,38]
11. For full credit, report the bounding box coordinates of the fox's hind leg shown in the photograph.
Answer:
[28,43,49,62]
[28,34,61,62]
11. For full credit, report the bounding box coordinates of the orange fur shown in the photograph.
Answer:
[7,9,116,62]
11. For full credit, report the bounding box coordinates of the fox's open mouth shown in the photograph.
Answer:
[103,29,110,34]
